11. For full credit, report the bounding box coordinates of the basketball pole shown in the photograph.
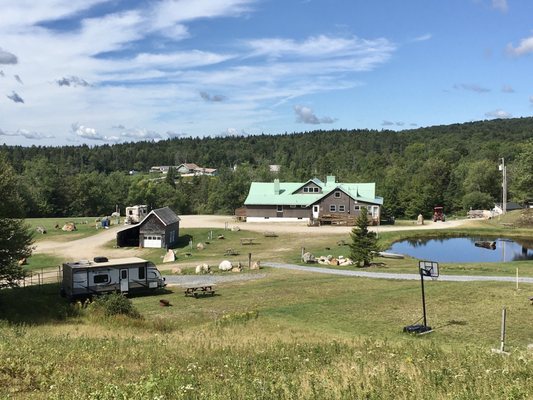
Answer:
[420,269,428,328]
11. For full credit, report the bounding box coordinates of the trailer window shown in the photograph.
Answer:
[138,267,145,279]
[94,274,109,284]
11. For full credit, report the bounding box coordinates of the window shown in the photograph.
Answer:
[334,191,341,198]
[277,205,283,212]
[290,205,296,208]
[354,205,360,211]
[121,270,127,279]
[339,205,345,212]
[94,274,109,284]
[138,267,145,280]
[330,205,336,212]
[303,187,309,193]
[313,187,319,193]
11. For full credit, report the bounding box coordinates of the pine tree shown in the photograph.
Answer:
[349,207,380,267]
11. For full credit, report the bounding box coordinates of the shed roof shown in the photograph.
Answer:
[143,207,180,226]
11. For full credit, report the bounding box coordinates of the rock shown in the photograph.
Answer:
[163,249,176,263]
[62,222,77,231]
[171,267,182,274]
[339,258,353,266]
[196,242,205,251]
[326,255,333,261]
[329,258,339,266]
[18,258,27,266]
[337,240,346,246]
[219,260,233,271]
[195,263,210,274]
[218,235,225,240]
[231,265,242,273]
[417,214,424,225]
[527,344,533,352]
[159,299,171,307]
[231,226,240,232]
[36,226,47,234]
[251,261,261,270]
[302,252,316,263]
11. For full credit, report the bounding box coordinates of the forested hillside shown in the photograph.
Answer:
[1,117,533,219]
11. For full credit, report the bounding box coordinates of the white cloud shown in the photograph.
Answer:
[412,34,432,42]
[492,0,508,12]
[294,105,336,125]
[485,109,512,119]
[501,84,514,93]
[71,122,118,142]
[16,129,54,139]
[454,83,490,93]
[507,34,533,56]
[119,127,162,140]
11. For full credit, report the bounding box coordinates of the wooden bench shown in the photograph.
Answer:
[240,238,256,245]
[185,286,216,298]
[263,231,278,237]
[224,248,239,256]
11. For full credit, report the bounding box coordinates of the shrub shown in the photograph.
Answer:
[88,293,141,319]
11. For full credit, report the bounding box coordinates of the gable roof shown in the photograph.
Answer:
[244,178,383,206]
[142,207,180,226]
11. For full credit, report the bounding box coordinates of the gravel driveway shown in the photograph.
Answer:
[163,273,267,287]
[263,262,533,283]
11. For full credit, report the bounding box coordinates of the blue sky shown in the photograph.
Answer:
[1,0,532,146]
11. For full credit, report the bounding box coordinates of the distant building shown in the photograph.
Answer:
[269,164,281,173]
[117,207,180,249]
[243,175,383,225]
[149,164,217,176]
[493,202,524,215]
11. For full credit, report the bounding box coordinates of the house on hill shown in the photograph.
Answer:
[117,206,180,248]
[243,175,383,225]
[176,163,217,176]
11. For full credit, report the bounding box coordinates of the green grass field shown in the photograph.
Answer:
[3,215,533,398]
[27,216,113,242]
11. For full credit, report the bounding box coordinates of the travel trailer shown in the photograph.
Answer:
[60,257,165,300]
[124,205,148,224]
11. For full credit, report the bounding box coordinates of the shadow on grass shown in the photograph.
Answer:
[0,285,176,325]
[0,283,76,325]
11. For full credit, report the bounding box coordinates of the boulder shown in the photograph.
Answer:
[163,249,176,263]
[171,267,182,274]
[195,263,210,274]
[219,260,233,271]
[231,226,240,232]
[196,242,205,251]
[231,264,242,273]
[302,252,316,263]
[62,222,77,231]
[339,258,354,266]
[251,261,261,270]
[217,235,225,240]
[329,258,339,266]
[36,226,47,234]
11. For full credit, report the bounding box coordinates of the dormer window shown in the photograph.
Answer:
[303,187,309,193]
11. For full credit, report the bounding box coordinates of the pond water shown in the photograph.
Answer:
[388,237,533,263]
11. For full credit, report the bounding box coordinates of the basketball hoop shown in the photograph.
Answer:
[419,261,439,278]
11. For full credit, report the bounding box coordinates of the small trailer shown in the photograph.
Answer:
[124,205,148,224]
[60,257,166,300]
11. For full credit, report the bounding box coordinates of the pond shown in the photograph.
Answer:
[388,237,533,263]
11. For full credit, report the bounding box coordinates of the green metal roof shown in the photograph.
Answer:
[244,179,383,206]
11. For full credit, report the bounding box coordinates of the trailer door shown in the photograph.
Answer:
[120,269,129,293]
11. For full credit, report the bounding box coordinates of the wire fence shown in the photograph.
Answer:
[19,266,62,287]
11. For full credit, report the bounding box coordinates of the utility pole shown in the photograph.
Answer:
[499,158,507,215]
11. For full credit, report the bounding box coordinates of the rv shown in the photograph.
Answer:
[124,205,148,224]
[60,257,166,300]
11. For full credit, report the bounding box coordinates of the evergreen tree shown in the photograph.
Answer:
[349,207,380,267]
[0,155,33,287]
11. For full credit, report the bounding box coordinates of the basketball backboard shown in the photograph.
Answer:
[419,261,439,278]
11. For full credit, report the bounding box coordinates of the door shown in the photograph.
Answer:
[120,269,129,293]
[144,235,162,248]
[312,205,319,219]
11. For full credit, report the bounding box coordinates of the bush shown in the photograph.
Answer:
[88,293,141,319]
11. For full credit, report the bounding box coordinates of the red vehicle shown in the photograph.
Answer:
[433,206,445,222]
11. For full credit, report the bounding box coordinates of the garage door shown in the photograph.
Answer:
[144,235,162,248]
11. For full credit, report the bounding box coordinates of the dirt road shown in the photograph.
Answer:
[34,215,473,260]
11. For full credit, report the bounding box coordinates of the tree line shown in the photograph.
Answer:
[1,117,533,219]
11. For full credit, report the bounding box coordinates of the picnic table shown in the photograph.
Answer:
[240,238,256,245]
[184,285,216,298]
